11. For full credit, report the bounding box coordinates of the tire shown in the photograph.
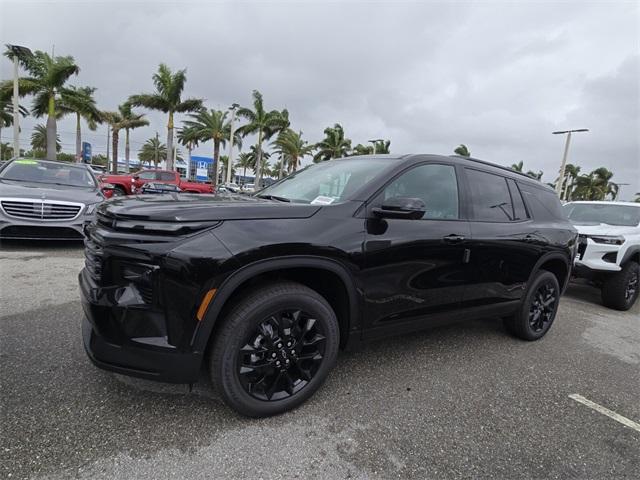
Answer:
[112,186,126,196]
[209,281,340,417]
[504,270,560,341]
[601,261,639,311]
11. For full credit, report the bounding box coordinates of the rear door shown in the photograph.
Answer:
[460,168,541,308]
[361,162,473,336]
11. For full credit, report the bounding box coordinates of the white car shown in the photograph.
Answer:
[564,201,640,310]
[242,183,255,193]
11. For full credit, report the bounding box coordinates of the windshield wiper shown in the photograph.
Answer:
[256,194,291,202]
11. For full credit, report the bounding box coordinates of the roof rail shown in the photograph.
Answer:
[449,154,538,180]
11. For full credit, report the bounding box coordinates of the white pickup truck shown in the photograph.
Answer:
[564,201,640,310]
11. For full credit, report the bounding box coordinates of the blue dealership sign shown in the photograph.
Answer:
[82,142,92,163]
[191,155,214,182]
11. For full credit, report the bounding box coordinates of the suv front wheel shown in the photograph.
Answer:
[601,261,639,311]
[504,270,560,341]
[209,281,340,417]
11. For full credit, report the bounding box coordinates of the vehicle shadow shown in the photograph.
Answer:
[0,239,84,252]
[563,279,604,307]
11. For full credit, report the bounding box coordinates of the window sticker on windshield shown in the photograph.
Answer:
[310,196,336,205]
[15,160,37,164]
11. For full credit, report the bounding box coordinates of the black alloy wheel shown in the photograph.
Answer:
[528,282,558,333]
[504,270,560,341]
[238,309,326,401]
[209,281,339,417]
[624,270,638,303]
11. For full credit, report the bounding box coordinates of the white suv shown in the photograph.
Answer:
[564,201,640,310]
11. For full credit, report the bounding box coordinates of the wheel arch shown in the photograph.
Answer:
[620,245,640,266]
[193,256,361,354]
[529,252,571,293]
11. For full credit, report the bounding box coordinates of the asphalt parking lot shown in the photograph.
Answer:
[1,242,639,480]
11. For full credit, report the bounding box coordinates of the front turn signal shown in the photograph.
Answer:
[196,289,217,321]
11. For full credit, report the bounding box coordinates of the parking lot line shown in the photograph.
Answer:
[569,394,640,433]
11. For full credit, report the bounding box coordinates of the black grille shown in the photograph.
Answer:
[0,225,84,240]
[577,235,587,260]
[1,199,82,220]
[84,236,104,282]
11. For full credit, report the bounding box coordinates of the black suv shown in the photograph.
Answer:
[80,154,577,417]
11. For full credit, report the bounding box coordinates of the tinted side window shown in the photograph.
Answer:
[138,171,157,180]
[158,172,175,181]
[466,169,514,222]
[382,164,459,219]
[519,184,567,221]
[507,179,529,221]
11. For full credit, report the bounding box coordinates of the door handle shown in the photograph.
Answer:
[443,234,465,244]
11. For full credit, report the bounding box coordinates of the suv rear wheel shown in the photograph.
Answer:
[209,281,339,417]
[504,270,560,341]
[601,261,639,311]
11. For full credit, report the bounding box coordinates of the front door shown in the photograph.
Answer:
[361,162,472,337]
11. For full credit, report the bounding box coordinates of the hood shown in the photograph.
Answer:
[571,222,637,237]
[0,179,104,205]
[99,193,322,222]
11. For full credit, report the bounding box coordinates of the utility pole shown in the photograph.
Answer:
[226,103,239,185]
[7,45,32,158]
[553,129,588,198]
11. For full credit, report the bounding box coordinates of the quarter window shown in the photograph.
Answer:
[507,179,529,221]
[466,169,519,222]
[158,172,175,181]
[382,164,459,220]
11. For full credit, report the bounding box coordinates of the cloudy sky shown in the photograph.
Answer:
[1,0,638,198]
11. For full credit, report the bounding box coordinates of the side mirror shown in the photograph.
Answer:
[372,197,426,220]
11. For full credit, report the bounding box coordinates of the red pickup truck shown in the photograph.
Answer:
[100,169,214,196]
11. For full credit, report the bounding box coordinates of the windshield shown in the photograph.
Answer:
[257,157,398,204]
[564,203,640,227]
[0,159,97,188]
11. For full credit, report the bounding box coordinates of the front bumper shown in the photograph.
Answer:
[79,269,203,383]
[0,217,88,240]
[575,236,622,272]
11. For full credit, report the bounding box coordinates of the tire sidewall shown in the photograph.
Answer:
[213,287,339,417]
[518,271,561,340]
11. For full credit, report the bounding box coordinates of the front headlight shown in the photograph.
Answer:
[589,235,625,245]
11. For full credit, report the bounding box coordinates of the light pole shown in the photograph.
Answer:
[553,128,588,198]
[6,44,32,158]
[226,103,240,185]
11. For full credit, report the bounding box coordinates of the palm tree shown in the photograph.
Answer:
[118,103,149,171]
[526,170,543,180]
[454,144,471,157]
[31,124,60,154]
[371,139,391,154]
[350,144,374,156]
[182,109,241,187]
[128,64,202,171]
[634,192,640,203]
[235,151,254,181]
[177,125,200,176]
[272,129,314,177]
[102,110,123,173]
[238,90,287,189]
[559,163,581,201]
[0,89,29,152]
[138,136,167,167]
[246,145,271,176]
[313,124,352,162]
[571,168,618,201]
[3,48,79,160]
[511,161,524,172]
[58,86,102,162]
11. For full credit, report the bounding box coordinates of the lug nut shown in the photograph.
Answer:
[286,341,292,347]
[285,359,290,364]
[271,352,277,358]
[291,350,296,355]
[276,360,281,366]
[277,342,283,349]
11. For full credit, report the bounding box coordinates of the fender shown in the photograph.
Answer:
[192,255,361,353]
[620,245,640,266]
[527,251,572,293]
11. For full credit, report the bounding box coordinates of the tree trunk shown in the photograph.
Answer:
[166,112,174,170]
[75,113,82,163]
[213,139,220,187]
[278,154,285,179]
[254,129,263,189]
[125,128,130,172]
[46,95,57,161]
[112,129,119,174]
